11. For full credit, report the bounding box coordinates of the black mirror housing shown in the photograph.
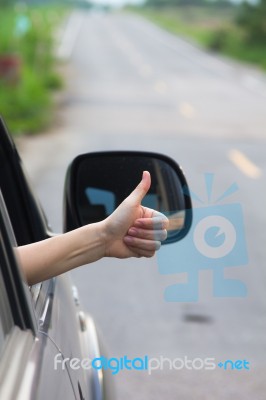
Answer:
[63,151,192,244]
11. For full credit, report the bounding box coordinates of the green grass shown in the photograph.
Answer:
[131,6,266,71]
[0,5,67,135]
[131,6,235,43]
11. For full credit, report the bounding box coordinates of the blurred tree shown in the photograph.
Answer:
[237,0,266,44]
[0,0,15,5]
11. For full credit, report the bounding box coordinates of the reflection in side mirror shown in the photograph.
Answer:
[64,151,192,244]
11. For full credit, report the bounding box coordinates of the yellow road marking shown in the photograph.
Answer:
[228,149,262,179]
[154,80,167,94]
[179,102,196,119]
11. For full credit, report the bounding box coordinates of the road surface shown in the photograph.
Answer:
[17,11,266,400]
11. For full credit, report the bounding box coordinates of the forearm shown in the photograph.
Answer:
[17,221,107,286]
[16,172,168,286]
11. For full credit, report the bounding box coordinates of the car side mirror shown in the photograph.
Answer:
[63,151,192,244]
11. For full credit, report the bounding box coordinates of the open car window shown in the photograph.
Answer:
[0,192,36,332]
[0,118,52,308]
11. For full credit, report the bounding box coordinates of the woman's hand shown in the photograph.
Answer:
[18,171,168,285]
[103,171,169,258]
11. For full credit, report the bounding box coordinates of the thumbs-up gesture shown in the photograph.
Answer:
[18,171,169,285]
[104,171,169,258]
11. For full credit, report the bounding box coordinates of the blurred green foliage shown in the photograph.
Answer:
[236,0,266,44]
[0,0,15,6]
[133,6,237,45]
[133,2,266,71]
[0,5,66,135]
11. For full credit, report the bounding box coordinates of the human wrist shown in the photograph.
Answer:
[99,217,115,258]
[80,220,108,262]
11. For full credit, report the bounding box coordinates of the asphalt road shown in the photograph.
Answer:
[17,10,266,400]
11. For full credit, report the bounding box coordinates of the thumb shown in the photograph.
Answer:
[127,171,151,204]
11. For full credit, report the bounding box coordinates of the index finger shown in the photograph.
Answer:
[133,215,169,230]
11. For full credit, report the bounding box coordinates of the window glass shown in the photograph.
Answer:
[85,187,115,216]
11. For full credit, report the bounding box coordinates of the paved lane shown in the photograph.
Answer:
[18,11,266,400]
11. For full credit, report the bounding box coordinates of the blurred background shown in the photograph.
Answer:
[1,0,266,398]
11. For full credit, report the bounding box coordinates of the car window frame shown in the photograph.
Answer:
[0,258,14,351]
[0,192,38,400]
[0,191,37,333]
[0,117,55,318]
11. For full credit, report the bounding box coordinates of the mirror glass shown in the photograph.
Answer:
[74,154,192,243]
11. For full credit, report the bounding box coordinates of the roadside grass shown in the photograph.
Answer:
[0,5,67,135]
[131,6,266,71]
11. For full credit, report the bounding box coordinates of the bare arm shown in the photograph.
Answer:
[17,171,168,285]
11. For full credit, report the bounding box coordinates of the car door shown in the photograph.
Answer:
[0,117,88,399]
[0,192,77,400]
